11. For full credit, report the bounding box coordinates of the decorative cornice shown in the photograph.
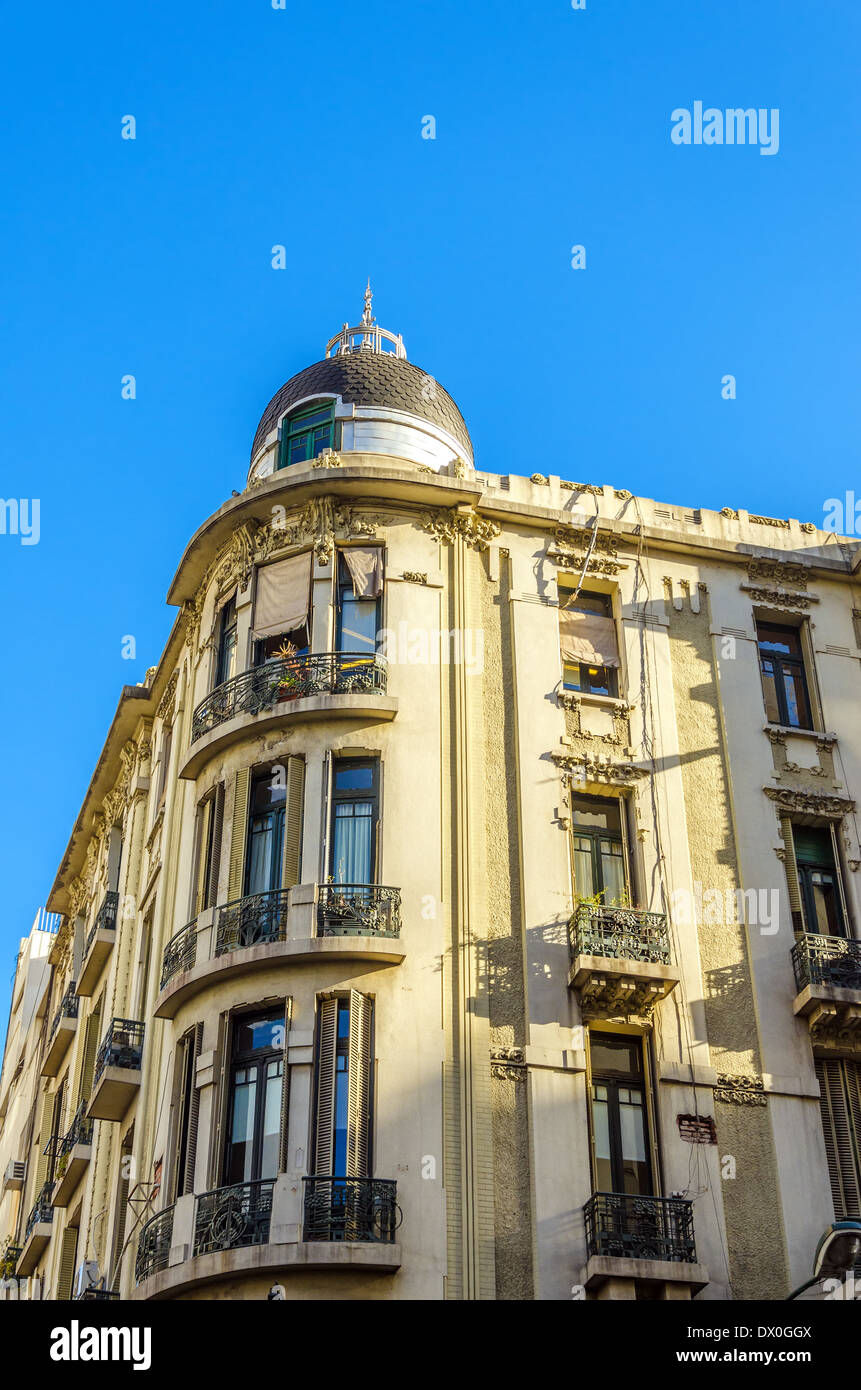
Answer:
[156,670,179,725]
[764,786,855,818]
[553,751,649,785]
[740,584,818,610]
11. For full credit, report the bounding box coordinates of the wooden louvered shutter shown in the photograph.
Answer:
[182,1023,204,1195]
[829,824,851,932]
[816,1059,861,1219]
[281,757,305,890]
[228,769,251,902]
[207,785,225,908]
[194,798,213,915]
[208,1013,231,1186]
[314,999,338,1174]
[780,817,805,932]
[347,989,373,1178]
[168,1035,189,1200]
[278,1001,291,1173]
[56,1224,79,1300]
[77,999,102,1105]
[34,1093,53,1192]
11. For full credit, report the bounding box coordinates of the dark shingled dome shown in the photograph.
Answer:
[251,351,473,460]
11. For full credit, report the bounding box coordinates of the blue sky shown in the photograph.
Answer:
[0,0,858,999]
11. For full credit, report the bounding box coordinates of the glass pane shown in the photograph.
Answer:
[562,662,581,691]
[590,1034,643,1077]
[782,666,810,729]
[760,659,780,723]
[260,1060,283,1180]
[338,596,378,653]
[289,404,332,430]
[572,796,622,837]
[334,764,374,792]
[247,817,279,895]
[584,666,611,696]
[600,842,626,904]
[234,1014,283,1054]
[227,1074,257,1183]
[811,877,842,936]
[619,1090,650,1194]
[757,624,802,657]
[591,1088,613,1192]
[572,841,596,899]
[332,802,373,883]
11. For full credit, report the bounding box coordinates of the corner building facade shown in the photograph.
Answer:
[5,304,861,1301]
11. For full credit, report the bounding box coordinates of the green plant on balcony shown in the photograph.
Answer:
[55,1151,69,1180]
[1,1238,18,1279]
[270,641,301,699]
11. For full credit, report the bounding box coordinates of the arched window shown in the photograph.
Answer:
[279,398,335,468]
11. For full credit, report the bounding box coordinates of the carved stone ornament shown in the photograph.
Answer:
[421,506,500,551]
[747,558,809,590]
[720,508,739,520]
[740,584,818,611]
[401,571,428,585]
[749,514,791,530]
[560,481,604,495]
[312,448,342,468]
[553,750,648,785]
[548,524,628,575]
[530,473,549,485]
[490,1046,526,1081]
[764,786,855,819]
[156,670,178,725]
[713,1074,766,1106]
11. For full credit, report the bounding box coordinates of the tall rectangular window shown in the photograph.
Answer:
[215,594,238,687]
[336,549,383,658]
[558,584,619,696]
[329,758,379,886]
[252,553,312,665]
[571,795,628,904]
[590,1033,652,1196]
[313,992,373,1178]
[245,771,286,897]
[756,620,812,729]
[224,1011,284,1185]
[792,825,847,937]
[193,787,224,915]
[279,400,335,469]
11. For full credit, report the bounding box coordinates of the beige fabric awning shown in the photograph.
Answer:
[253,552,312,639]
[558,608,619,667]
[342,546,383,599]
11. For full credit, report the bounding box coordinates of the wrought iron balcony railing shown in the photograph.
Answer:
[25,1184,54,1240]
[93,1018,145,1086]
[160,916,199,990]
[45,1102,95,1174]
[135,1205,174,1284]
[317,885,401,938]
[1,1246,22,1278]
[303,1176,400,1244]
[570,903,671,966]
[216,889,291,957]
[191,651,388,743]
[49,981,79,1039]
[84,891,119,958]
[193,1179,275,1257]
[584,1191,697,1264]
[792,932,861,993]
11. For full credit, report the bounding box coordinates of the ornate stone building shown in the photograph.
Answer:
[2,294,860,1301]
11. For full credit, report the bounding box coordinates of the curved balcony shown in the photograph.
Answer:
[135,1206,175,1284]
[568,903,679,1022]
[182,652,397,779]
[791,932,861,1057]
[132,1176,402,1299]
[155,884,404,1020]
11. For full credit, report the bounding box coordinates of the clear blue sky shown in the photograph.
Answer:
[0,0,858,1002]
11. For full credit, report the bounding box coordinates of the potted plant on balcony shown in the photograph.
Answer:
[270,641,302,701]
[1,1238,18,1279]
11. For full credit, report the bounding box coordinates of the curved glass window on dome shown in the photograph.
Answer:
[278,399,336,468]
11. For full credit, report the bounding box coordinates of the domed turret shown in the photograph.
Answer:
[248,285,473,485]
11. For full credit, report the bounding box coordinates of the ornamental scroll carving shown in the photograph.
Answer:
[552,750,649,785]
[490,1046,526,1081]
[421,507,500,551]
[746,559,809,590]
[713,1074,766,1107]
[547,524,628,576]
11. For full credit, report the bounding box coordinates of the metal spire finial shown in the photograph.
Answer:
[361,278,375,328]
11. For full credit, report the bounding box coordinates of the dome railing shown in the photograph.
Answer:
[325,323,406,359]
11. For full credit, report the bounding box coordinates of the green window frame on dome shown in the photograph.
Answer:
[278,399,337,468]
